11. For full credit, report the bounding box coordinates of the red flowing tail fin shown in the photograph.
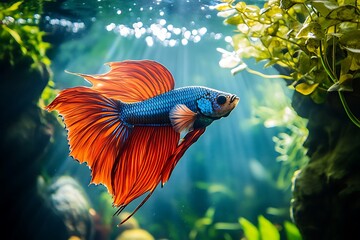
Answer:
[46,87,130,194]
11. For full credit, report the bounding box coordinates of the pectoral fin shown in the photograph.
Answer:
[169,104,197,133]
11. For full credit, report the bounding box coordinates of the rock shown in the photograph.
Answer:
[291,90,360,239]
[43,176,95,239]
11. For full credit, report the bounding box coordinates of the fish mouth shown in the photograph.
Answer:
[230,94,239,104]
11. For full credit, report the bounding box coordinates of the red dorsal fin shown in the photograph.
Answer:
[170,104,197,133]
[46,87,130,194]
[67,60,175,102]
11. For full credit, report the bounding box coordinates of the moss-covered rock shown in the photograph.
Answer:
[291,90,360,240]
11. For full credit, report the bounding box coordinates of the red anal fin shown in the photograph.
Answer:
[111,126,180,209]
[161,128,206,185]
[67,60,175,102]
[46,87,130,194]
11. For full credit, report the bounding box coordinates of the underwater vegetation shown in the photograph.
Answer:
[0,1,51,70]
[186,209,303,240]
[216,0,360,239]
[250,82,309,190]
[240,215,302,240]
[216,0,360,127]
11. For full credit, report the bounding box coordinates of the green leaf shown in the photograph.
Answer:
[297,51,311,74]
[339,73,353,84]
[295,82,319,95]
[296,22,324,40]
[340,55,352,75]
[237,23,250,34]
[349,54,360,71]
[339,29,360,46]
[225,14,243,25]
[280,0,295,10]
[2,25,23,44]
[305,38,320,52]
[327,5,360,21]
[264,58,280,68]
[317,16,341,29]
[284,221,302,240]
[327,74,353,92]
[239,217,260,240]
[234,1,246,12]
[266,22,279,36]
[204,207,215,220]
[232,34,250,51]
[311,0,339,17]
[4,1,23,12]
[344,46,360,53]
[258,215,280,240]
[215,3,232,11]
[214,222,241,230]
[2,25,27,54]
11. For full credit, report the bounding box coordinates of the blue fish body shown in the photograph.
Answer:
[122,86,238,129]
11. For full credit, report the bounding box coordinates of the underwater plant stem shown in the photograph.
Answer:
[245,67,293,80]
[319,41,360,128]
[338,92,360,128]
[302,3,314,21]
[332,27,336,77]
[319,41,336,83]
[274,35,303,50]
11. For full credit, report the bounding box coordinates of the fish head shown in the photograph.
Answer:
[196,89,239,119]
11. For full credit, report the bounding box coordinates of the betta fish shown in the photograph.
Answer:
[46,60,239,224]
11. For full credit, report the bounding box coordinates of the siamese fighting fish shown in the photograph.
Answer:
[46,60,239,224]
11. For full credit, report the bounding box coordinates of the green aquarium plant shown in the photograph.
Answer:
[0,1,57,107]
[251,82,309,189]
[216,1,360,239]
[216,0,360,127]
[239,215,302,240]
[188,212,302,240]
[0,1,51,71]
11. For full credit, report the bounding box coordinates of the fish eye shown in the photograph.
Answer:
[216,95,227,105]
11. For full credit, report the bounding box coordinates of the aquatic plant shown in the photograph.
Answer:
[0,1,51,71]
[188,207,302,240]
[188,207,242,240]
[0,1,57,107]
[216,1,360,239]
[239,215,302,240]
[216,0,360,127]
[251,83,309,189]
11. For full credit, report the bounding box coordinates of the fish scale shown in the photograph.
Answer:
[121,86,218,126]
